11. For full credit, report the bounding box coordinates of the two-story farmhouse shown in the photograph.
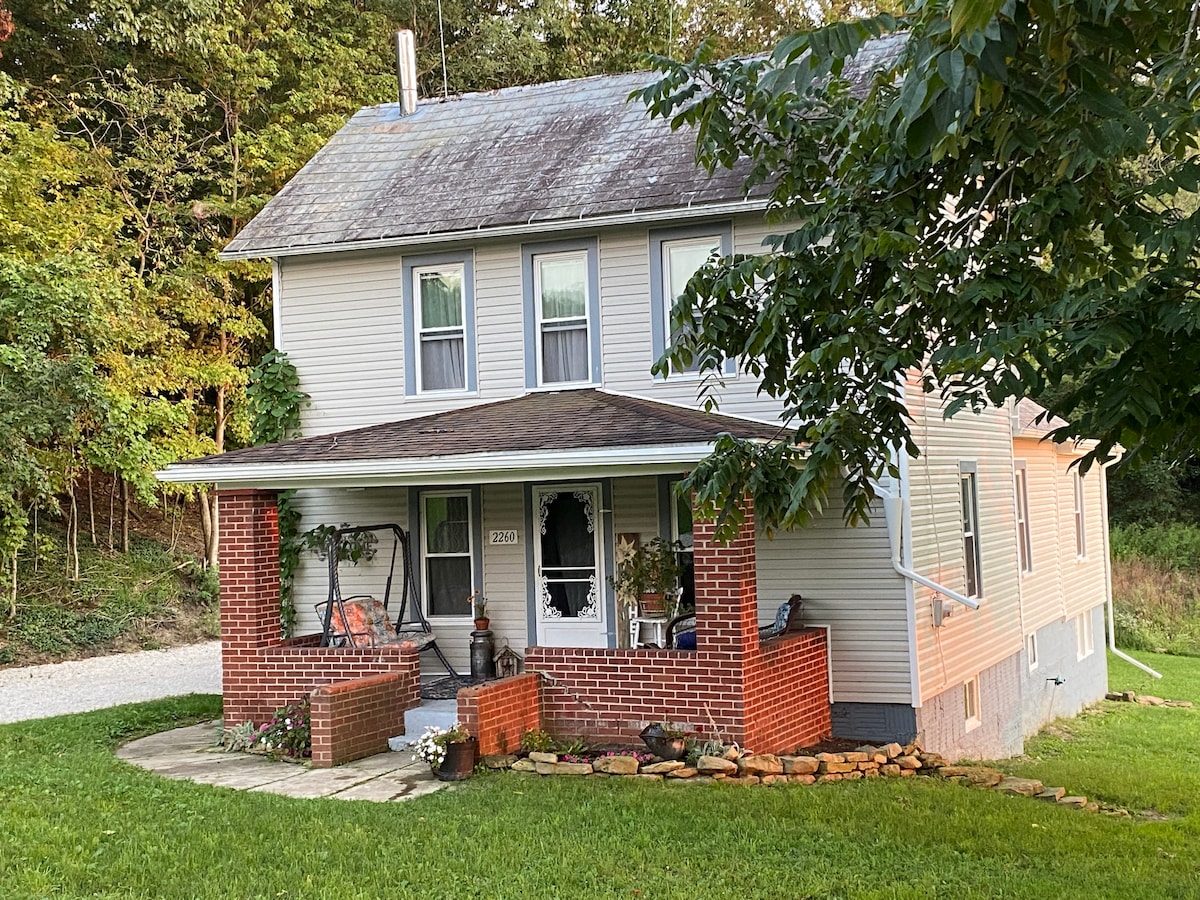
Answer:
[161,36,1116,762]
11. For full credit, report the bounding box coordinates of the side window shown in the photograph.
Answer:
[650,223,732,375]
[421,492,474,617]
[403,253,476,396]
[960,462,983,598]
[522,240,600,388]
[1014,461,1032,574]
[1073,469,1087,558]
[1075,610,1094,660]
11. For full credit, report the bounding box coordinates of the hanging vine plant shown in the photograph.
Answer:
[247,348,308,636]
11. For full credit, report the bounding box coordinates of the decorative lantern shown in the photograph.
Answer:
[493,639,523,679]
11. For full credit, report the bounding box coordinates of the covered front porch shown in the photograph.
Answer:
[166,390,833,762]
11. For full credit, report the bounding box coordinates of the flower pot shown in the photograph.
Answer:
[473,617,491,631]
[436,738,478,781]
[639,724,687,761]
[637,592,667,618]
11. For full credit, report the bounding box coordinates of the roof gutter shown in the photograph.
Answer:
[218,198,772,261]
[156,442,722,490]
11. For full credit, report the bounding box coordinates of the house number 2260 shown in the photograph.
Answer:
[489,530,519,545]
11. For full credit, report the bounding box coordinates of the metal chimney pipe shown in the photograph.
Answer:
[396,29,418,116]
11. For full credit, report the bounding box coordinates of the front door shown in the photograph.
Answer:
[534,484,607,647]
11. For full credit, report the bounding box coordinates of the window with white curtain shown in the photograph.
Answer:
[414,264,466,392]
[535,251,590,384]
[421,492,474,617]
[403,252,475,396]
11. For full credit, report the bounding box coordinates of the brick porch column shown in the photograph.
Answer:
[217,488,281,724]
[692,498,758,655]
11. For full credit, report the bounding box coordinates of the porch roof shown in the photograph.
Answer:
[157,389,784,489]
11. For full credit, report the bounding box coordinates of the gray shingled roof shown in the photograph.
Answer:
[181,389,783,469]
[223,34,906,259]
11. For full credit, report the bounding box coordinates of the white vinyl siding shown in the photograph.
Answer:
[905,375,1022,703]
[1014,436,1110,636]
[278,215,795,435]
[480,483,528,652]
[288,487,409,633]
[597,220,784,420]
[755,497,911,705]
[277,252,407,435]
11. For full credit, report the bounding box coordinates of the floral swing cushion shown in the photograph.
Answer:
[314,597,398,647]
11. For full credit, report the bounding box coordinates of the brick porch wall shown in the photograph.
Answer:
[311,672,411,767]
[458,673,542,756]
[218,489,421,734]
[741,629,833,751]
[507,501,832,753]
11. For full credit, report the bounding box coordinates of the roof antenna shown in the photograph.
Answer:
[436,0,449,98]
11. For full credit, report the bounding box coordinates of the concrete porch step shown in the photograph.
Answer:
[391,699,459,750]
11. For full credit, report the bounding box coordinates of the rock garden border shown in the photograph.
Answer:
[482,740,1134,817]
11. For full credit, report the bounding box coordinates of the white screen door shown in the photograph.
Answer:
[533,485,606,647]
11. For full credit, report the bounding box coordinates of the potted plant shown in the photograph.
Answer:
[610,537,682,618]
[471,591,490,631]
[639,720,688,761]
[414,722,477,780]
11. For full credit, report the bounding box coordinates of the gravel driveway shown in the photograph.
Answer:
[0,641,221,724]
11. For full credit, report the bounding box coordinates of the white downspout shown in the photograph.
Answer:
[1099,458,1161,678]
[874,481,981,611]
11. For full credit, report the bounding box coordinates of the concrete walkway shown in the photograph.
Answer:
[0,641,222,724]
[118,721,449,802]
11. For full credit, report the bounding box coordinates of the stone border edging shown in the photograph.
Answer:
[482,741,1129,816]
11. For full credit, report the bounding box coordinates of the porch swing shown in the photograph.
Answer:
[315,523,455,675]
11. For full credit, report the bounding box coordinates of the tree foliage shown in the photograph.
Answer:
[638,0,1200,534]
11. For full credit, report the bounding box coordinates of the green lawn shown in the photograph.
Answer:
[1,653,1198,899]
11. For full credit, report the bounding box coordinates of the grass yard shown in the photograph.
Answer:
[0,654,1197,899]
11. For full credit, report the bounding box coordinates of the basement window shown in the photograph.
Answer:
[964,676,982,732]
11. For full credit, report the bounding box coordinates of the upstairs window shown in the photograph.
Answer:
[523,240,600,388]
[536,252,590,383]
[1014,461,1033,574]
[403,252,476,396]
[650,223,732,376]
[960,462,983,598]
[415,265,466,392]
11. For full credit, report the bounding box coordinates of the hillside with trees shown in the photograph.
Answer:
[0,0,887,658]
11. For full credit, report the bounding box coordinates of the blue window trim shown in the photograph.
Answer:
[402,251,477,397]
[408,485,484,623]
[521,238,602,388]
[649,221,734,377]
